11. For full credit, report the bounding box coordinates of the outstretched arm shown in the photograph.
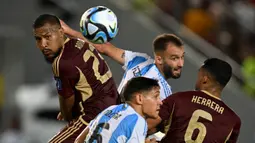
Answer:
[60,20,125,65]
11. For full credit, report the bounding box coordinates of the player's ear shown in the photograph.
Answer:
[202,76,209,84]
[135,93,143,105]
[155,55,163,65]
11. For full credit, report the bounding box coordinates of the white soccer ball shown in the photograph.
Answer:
[80,6,118,44]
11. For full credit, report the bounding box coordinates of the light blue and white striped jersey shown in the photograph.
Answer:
[85,104,147,143]
[118,50,172,100]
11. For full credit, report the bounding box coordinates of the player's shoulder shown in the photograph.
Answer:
[226,106,241,125]
[169,90,198,99]
[118,105,147,136]
[104,104,120,112]
[233,111,241,124]
[163,90,201,104]
[125,106,146,124]
[59,38,89,70]
[64,38,88,48]
[126,112,147,133]
[134,115,147,136]
[57,56,77,77]
[62,38,90,55]
[125,50,152,60]
[222,103,241,123]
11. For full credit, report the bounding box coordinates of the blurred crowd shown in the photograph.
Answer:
[155,0,255,63]
[134,0,255,97]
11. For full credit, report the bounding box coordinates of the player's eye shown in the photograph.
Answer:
[45,35,50,39]
[170,56,179,61]
[171,57,178,61]
[154,95,159,99]
[35,37,41,41]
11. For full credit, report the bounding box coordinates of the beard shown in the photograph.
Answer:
[44,48,62,64]
[163,63,181,79]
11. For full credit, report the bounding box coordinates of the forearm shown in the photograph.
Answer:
[60,106,73,122]
[59,95,75,122]
[102,43,125,65]
[60,20,125,65]
[67,29,87,41]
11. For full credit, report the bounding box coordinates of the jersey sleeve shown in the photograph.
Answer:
[159,93,177,121]
[122,50,151,71]
[56,62,79,98]
[227,117,241,143]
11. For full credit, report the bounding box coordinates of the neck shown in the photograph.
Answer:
[62,36,67,46]
[60,36,68,51]
[126,102,145,119]
[51,37,68,64]
[202,88,221,99]
[155,64,167,79]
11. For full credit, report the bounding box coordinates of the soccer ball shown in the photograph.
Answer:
[80,6,118,44]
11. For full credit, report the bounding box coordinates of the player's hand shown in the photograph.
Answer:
[60,19,73,35]
[60,19,89,42]
[145,138,158,143]
[57,112,64,121]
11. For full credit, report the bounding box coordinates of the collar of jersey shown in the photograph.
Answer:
[153,64,166,80]
[201,90,221,101]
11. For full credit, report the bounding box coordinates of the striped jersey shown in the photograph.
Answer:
[118,50,172,100]
[85,104,147,143]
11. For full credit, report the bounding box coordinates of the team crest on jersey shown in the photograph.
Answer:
[54,77,62,90]
[75,40,85,50]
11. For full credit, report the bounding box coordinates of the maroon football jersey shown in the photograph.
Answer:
[159,90,241,143]
[52,38,120,123]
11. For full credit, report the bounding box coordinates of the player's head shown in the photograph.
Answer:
[195,58,232,91]
[153,34,185,79]
[33,14,65,63]
[122,77,162,119]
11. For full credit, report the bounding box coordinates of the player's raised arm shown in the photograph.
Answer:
[93,43,125,65]
[60,20,125,65]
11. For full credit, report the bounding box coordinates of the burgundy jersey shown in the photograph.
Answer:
[159,90,241,143]
[52,38,120,123]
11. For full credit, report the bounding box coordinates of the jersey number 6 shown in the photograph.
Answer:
[184,109,213,143]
